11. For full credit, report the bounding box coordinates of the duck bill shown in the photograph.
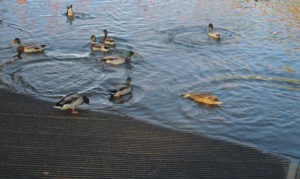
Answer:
[11,40,16,46]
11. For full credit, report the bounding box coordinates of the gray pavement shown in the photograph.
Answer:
[0,89,298,178]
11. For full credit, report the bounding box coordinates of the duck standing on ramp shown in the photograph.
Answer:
[53,93,90,114]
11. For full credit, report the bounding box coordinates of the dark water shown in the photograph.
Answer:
[0,0,299,159]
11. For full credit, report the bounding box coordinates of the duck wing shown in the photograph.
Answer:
[200,94,222,105]
[108,89,118,94]
[24,44,46,52]
[55,93,82,107]
[108,84,129,95]
[108,84,126,94]
[102,56,118,61]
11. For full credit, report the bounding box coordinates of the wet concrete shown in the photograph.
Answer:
[0,89,295,178]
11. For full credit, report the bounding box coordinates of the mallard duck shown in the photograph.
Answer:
[53,93,90,114]
[11,38,46,58]
[109,77,132,98]
[90,35,112,53]
[183,93,222,106]
[102,29,115,46]
[208,23,220,40]
[66,5,75,17]
[102,51,135,65]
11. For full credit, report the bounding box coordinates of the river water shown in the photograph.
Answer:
[0,0,299,159]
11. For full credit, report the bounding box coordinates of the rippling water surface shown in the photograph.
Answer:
[0,0,299,159]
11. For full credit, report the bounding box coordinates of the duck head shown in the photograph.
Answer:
[208,23,214,32]
[90,35,96,43]
[12,38,21,46]
[83,96,90,105]
[103,29,108,38]
[126,51,135,60]
[126,77,132,85]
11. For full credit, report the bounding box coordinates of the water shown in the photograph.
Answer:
[0,0,299,159]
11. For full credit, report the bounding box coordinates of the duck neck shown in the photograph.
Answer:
[103,34,107,42]
[125,56,131,61]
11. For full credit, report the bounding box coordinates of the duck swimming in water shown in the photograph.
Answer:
[12,38,46,58]
[183,93,222,106]
[53,93,90,114]
[90,35,113,53]
[102,29,115,46]
[102,51,135,65]
[208,23,220,40]
[66,5,75,17]
[109,77,132,98]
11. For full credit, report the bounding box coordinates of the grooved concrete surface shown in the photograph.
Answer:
[0,90,293,178]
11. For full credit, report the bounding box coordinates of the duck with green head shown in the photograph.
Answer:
[109,77,132,98]
[208,23,220,40]
[102,29,115,46]
[90,35,113,53]
[102,51,135,65]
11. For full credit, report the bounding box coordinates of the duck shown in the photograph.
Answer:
[183,93,222,106]
[53,93,90,114]
[109,77,132,98]
[102,51,135,65]
[66,4,75,17]
[102,29,115,46]
[90,35,113,53]
[208,23,220,40]
[11,38,46,58]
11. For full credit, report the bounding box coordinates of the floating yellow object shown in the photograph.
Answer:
[183,93,222,106]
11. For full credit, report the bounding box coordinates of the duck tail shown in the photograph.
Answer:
[41,45,46,48]
[53,105,62,109]
[183,93,191,98]
[110,93,115,98]
[53,102,63,109]
[108,89,117,94]
[216,101,223,105]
